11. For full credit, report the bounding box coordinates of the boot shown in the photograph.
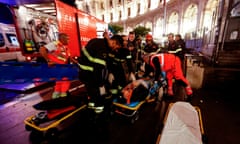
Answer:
[60,92,67,97]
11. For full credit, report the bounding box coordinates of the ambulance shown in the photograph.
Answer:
[0,22,25,62]
[0,0,108,62]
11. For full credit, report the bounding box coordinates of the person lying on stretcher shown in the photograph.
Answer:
[118,79,150,104]
[118,77,166,105]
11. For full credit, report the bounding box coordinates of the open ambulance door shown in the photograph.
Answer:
[12,0,107,61]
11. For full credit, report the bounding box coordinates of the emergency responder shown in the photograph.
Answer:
[108,35,135,100]
[77,34,124,114]
[127,31,136,50]
[174,34,186,61]
[175,34,187,74]
[167,33,184,60]
[127,31,138,72]
[142,53,193,100]
[39,33,71,99]
[135,35,144,72]
[143,34,159,54]
[168,33,187,74]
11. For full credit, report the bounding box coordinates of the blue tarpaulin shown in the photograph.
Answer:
[0,62,79,84]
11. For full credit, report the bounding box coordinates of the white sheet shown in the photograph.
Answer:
[159,102,202,144]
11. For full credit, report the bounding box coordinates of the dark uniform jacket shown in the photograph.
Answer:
[108,47,134,90]
[168,40,184,60]
[78,38,109,87]
[143,42,159,54]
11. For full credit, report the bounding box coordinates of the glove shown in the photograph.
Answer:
[108,73,114,84]
[160,78,167,86]
[140,62,145,72]
[153,81,160,89]
[99,86,106,96]
[149,81,160,95]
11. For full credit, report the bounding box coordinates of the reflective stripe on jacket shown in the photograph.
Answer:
[78,47,107,72]
[150,53,164,70]
[82,47,106,66]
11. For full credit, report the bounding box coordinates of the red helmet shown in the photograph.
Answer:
[145,34,153,40]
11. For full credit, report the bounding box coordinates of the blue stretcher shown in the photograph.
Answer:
[111,79,161,124]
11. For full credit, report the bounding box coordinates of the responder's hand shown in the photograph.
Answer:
[153,81,160,88]
[129,72,136,81]
[160,78,167,86]
[99,86,106,96]
[140,63,145,72]
[108,73,114,84]
[150,81,159,95]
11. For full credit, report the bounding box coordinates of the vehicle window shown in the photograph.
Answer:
[6,33,19,46]
[0,33,5,47]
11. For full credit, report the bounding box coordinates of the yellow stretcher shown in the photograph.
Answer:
[24,104,87,138]
[156,102,206,144]
[112,94,155,124]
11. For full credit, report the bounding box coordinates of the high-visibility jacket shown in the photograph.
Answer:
[150,53,176,72]
[45,41,71,94]
[149,53,190,88]
[48,41,70,64]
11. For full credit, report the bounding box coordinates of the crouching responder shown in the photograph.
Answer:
[77,34,124,114]
[39,33,71,99]
[143,53,193,101]
[107,34,136,101]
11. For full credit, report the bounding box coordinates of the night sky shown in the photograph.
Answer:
[0,4,14,24]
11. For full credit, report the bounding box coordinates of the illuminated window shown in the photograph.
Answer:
[0,33,5,47]
[182,4,198,35]
[168,12,179,34]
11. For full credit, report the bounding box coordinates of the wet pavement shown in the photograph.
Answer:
[0,61,240,144]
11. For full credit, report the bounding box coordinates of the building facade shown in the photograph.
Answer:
[76,0,240,67]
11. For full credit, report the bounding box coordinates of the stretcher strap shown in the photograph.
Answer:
[0,62,79,84]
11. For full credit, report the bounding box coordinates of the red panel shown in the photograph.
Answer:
[55,0,80,57]
[77,11,97,48]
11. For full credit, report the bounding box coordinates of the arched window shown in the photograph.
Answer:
[167,12,179,34]
[182,4,198,38]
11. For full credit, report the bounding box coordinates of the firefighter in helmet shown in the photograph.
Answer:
[77,33,124,114]
[107,34,136,101]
